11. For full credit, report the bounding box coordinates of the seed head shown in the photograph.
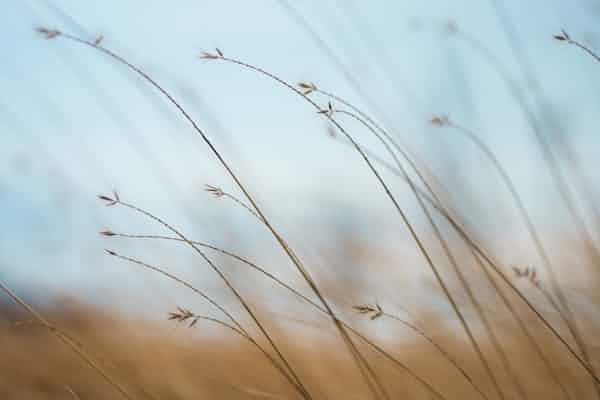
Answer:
[199,48,224,60]
[36,27,61,39]
[204,184,225,198]
[430,115,449,126]
[298,82,317,95]
[168,307,200,327]
[553,29,571,42]
[353,303,383,320]
[98,190,120,206]
[317,101,334,117]
[512,266,541,288]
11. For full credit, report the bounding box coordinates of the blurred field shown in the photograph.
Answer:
[0,295,598,399]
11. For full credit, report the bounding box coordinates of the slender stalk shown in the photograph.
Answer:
[471,251,573,399]
[104,249,244,333]
[347,109,539,399]
[491,1,600,242]
[357,135,581,396]
[335,109,499,400]
[313,87,444,202]
[0,280,135,400]
[49,31,387,400]
[449,27,600,265]
[105,232,450,400]
[108,198,310,399]
[444,119,595,380]
[275,0,394,129]
[106,249,306,397]
[215,52,500,399]
[555,31,600,64]
[316,89,600,384]
[109,229,487,397]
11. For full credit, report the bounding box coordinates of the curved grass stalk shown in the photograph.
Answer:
[213,51,499,399]
[449,27,600,265]
[47,30,387,400]
[311,86,448,203]
[409,21,600,253]
[104,232,451,400]
[335,109,500,400]
[0,280,135,400]
[471,251,573,400]
[315,89,599,385]
[275,0,394,129]
[43,25,599,389]
[104,249,244,333]
[554,30,600,64]
[250,51,600,385]
[490,3,600,250]
[103,197,310,399]
[336,133,574,398]
[443,119,595,378]
[106,250,307,398]
[108,230,486,398]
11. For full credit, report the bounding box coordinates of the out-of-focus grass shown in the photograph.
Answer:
[0,299,596,399]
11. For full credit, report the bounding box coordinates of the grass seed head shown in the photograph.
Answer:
[554,30,571,41]
[512,266,541,288]
[199,48,223,60]
[430,115,450,126]
[168,307,199,327]
[36,27,61,39]
[98,190,120,206]
[298,82,317,95]
[353,303,383,320]
[205,184,225,198]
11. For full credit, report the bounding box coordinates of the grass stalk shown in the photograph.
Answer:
[0,279,135,400]
[441,118,596,382]
[314,89,600,384]
[103,250,306,397]
[102,196,311,399]
[104,231,450,400]
[335,109,501,400]
[45,29,391,400]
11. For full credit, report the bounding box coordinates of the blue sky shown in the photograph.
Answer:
[1,1,599,314]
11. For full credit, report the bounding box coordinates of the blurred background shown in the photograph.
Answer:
[1,1,600,398]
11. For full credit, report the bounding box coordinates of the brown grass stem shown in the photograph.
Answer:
[48,30,383,400]
[0,279,135,400]
[318,90,600,384]
[471,252,573,399]
[214,51,500,400]
[555,31,600,64]
[441,118,595,380]
[448,26,600,266]
[105,249,307,398]
[103,231,450,400]
[103,197,311,399]
[336,109,506,400]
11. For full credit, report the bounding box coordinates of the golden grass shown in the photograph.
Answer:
[0,301,597,399]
